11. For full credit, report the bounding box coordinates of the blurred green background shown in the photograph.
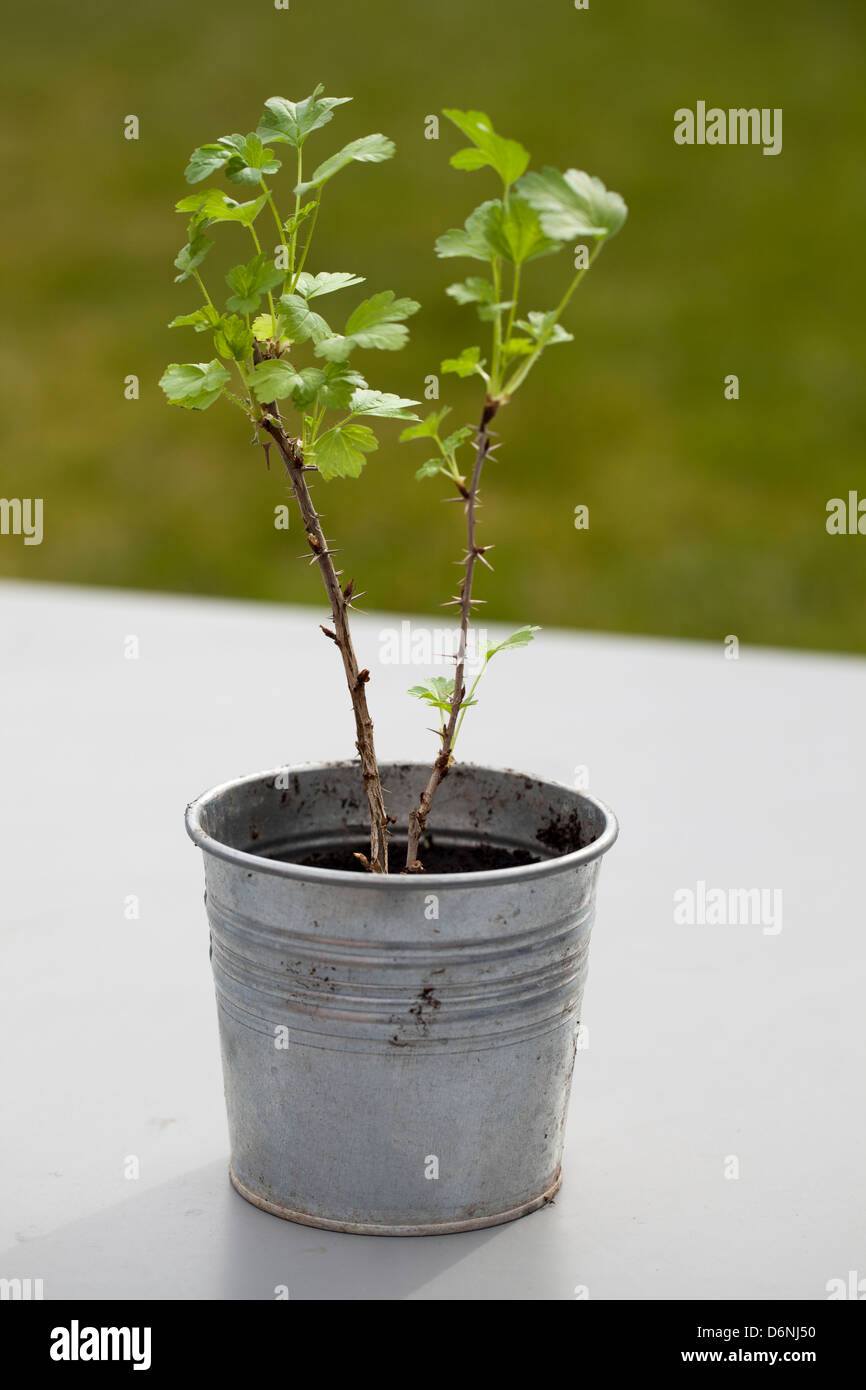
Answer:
[1,0,864,652]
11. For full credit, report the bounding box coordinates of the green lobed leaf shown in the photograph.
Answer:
[159,360,230,409]
[295,271,365,300]
[257,87,352,149]
[213,314,254,362]
[441,426,474,453]
[435,200,500,262]
[290,367,329,409]
[225,254,283,314]
[251,313,278,343]
[516,167,627,240]
[517,311,574,345]
[173,225,213,282]
[487,197,561,265]
[485,624,542,659]
[415,459,445,481]
[245,358,302,403]
[177,189,269,226]
[314,362,367,410]
[348,389,420,419]
[408,675,478,713]
[294,134,395,195]
[168,305,221,332]
[313,423,378,480]
[443,109,530,187]
[399,407,451,443]
[277,293,332,344]
[441,346,486,378]
[445,277,495,306]
[345,290,420,336]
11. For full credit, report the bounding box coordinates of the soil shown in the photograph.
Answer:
[292,838,542,874]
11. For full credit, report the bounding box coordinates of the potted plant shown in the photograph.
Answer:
[170,90,624,1234]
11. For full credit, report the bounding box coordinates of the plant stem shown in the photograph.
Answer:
[404,395,500,870]
[503,240,605,398]
[255,351,389,874]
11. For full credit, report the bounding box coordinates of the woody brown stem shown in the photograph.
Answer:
[404,395,500,870]
[256,370,389,873]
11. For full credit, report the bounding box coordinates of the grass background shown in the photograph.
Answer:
[1,0,864,652]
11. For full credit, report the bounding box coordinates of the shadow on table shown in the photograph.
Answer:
[0,1159,501,1300]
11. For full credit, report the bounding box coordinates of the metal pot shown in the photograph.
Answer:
[185,761,618,1235]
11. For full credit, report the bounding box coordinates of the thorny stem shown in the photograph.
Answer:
[404,395,500,870]
[254,347,390,874]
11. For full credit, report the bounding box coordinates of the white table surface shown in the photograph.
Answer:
[1,579,863,1301]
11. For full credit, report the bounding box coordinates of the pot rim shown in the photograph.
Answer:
[185,760,618,888]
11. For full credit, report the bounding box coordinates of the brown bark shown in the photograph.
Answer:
[404,396,500,870]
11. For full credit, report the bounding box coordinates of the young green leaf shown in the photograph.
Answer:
[251,313,278,343]
[435,200,500,261]
[159,360,231,410]
[177,189,269,227]
[173,227,213,282]
[295,271,365,300]
[517,311,574,345]
[441,426,474,453]
[245,358,302,404]
[408,675,478,713]
[283,202,317,238]
[399,407,451,442]
[348,389,420,420]
[315,362,367,410]
[484,625,542,659]
[487,197,561,265]
[214,314,254,362]
[502,336,534,359]
[294,134,395,195]
[221,132,282,186]
[443,109,530,187]
[441,346,486,379]
[257,88,352,149]
[225,254,283,314]
[184,143,233,184]
[345,291,420,338]
[168,305,221,332]
[516,168,627,240]
[290,367,329,409]
[445,277,495,306]
[415,459,446,481]
[312,423,378,480]
[277,294,332,345]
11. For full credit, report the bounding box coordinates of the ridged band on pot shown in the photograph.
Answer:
[186,761,618,1235]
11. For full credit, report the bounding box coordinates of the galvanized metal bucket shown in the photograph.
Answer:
[185,761,618,1235]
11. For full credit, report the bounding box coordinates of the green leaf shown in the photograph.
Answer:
[516,167,627,240]
[245,358,302,403]
[502,336,534,359]
[485,625,542,659]
[345,290,420,337]
[277,293,332,344]
[408,675,477,713]
[445,277,495,306]
[443,109,530,187]
[225,254,283,314]
[290,367,330,409]
[251,313,277,343]
[258,88,352,149]
[295,134,395,195]
[441,426,474,453]
[435,200,500,261]
[177,189,269,227]
[348,389,420,420]
[517,311,574,346]
[313,335,355,362]
[415,459,445,481]
[168,305,220,332]
[173,225,213,283]
[159,360,230,410]
[222,133,282,186]
[399,407,451,442]
[487,197,561,265]
[315,362,367,410]
[283,202,317,238]
[442,346,486,378]
[313,423,378,480]
[295,271,365,300]
[184,144,233,184]
[214,314,254,362]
